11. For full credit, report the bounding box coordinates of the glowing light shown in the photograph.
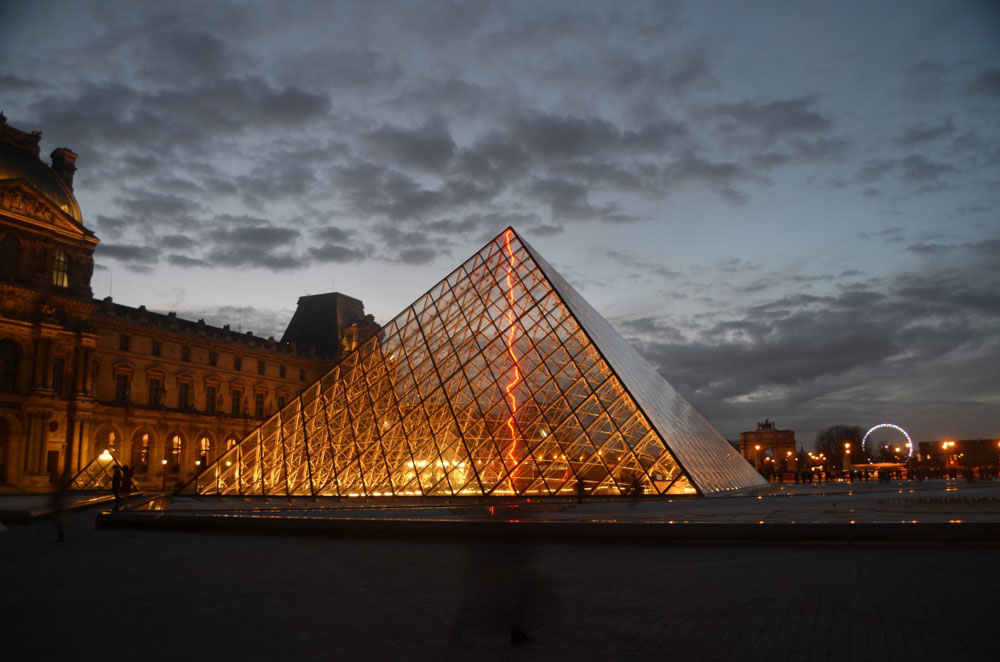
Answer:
[862,423,914,459]
[98,450,113,462]
[502,229,521,494]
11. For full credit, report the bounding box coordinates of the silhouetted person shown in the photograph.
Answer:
[121,464,134,510]
[111,465,122,511]
[450,538,546,651]
[576,478,586,504]
[50,470,72,542]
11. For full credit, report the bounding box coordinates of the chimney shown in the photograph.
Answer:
[50,147,78,190]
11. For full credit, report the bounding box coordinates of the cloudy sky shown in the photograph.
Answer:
[2,0,998,444]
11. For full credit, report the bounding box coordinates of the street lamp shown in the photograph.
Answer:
[161,458,168,491]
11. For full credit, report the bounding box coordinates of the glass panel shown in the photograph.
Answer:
[197,228,764,498]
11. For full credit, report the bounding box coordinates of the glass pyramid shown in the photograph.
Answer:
[196,228,766,497]
[70,450,123,491]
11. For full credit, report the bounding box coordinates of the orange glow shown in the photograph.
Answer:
[503,229,521,493]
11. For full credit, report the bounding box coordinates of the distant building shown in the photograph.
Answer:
[918,439,1000,469]
[0,115,377,490]
[739,419,797,473]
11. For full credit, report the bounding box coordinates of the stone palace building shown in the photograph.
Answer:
[0,115,376,490]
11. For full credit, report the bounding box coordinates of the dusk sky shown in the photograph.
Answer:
[2,1,998,444]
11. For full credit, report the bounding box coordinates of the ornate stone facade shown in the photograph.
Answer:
[0,116,377,490]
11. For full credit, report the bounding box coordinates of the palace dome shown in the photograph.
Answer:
[0,115,83,222]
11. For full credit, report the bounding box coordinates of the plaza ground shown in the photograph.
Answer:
[2,480,998,661]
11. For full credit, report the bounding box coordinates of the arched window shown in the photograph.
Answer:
[225,436,238,450]
[0,235,19,278]
[198,436,211,467]
[0,340,20,393]
[53,249,70,288]
[170,435,183,473]
[132,432,150,473]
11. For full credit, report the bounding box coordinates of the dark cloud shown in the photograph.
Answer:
[235,142,346,206]
[606,51,714,96]
[160,234,197,250]
[167,254,208,268]
[899,155,954,187]
[114,187,202,225]
[664,152,749,204]
[453,131,531,192]
[597,248,684,281]
[971,68,1000,97]
[369,224,443,265]
[384,77,518,119]
[364,117,456,173]
[710,96,832,145]
[508,111,689,163]
[334,161,447,220]
[281,49,403,91]
[524,177,639,222]
[307,224,372,264]
[0,73,37,90]
[308,243,370,263]
[395,247,437,265]
[315,226,356,244]
[159,215,305,271]
[859,226,905,242]
[96,242,161,263]
[894,119,956,147]
[620,239,1000,437]
[907,242,957,255]
[852,156,955,192]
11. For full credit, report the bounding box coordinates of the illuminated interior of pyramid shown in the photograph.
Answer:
[195,228,767,497]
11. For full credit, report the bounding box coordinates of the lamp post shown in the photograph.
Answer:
[161,458,168,492]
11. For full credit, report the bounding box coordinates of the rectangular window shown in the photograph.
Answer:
[209,351,218,367]
[206,386,217,413]
[152,340,162,357]
[52,358,65,395]
[277,394,286,409]
[148,378,162,407]
[114,374,130,404]
[231,389,242,416]
[257,360,265,375]
[52,249,69,288]
[178,382,191,410]
[299,368,306,381]
[119,334,130,351]
[181,346,191,362]
[234,356,242,371]
[254,392,264,418]
[279,364,286,379]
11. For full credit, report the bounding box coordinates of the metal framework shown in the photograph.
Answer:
[70,450,122,490]
[196,228,766,497]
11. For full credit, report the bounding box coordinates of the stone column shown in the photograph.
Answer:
[32,338,52,390]
[82,348,95,394]
[22,410,53,487]
[78,417,92,468]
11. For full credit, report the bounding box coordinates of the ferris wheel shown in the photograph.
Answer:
[861,423,914,461]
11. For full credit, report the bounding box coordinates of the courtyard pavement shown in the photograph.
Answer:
[2,480,999,661]
[156,477,1000,524]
